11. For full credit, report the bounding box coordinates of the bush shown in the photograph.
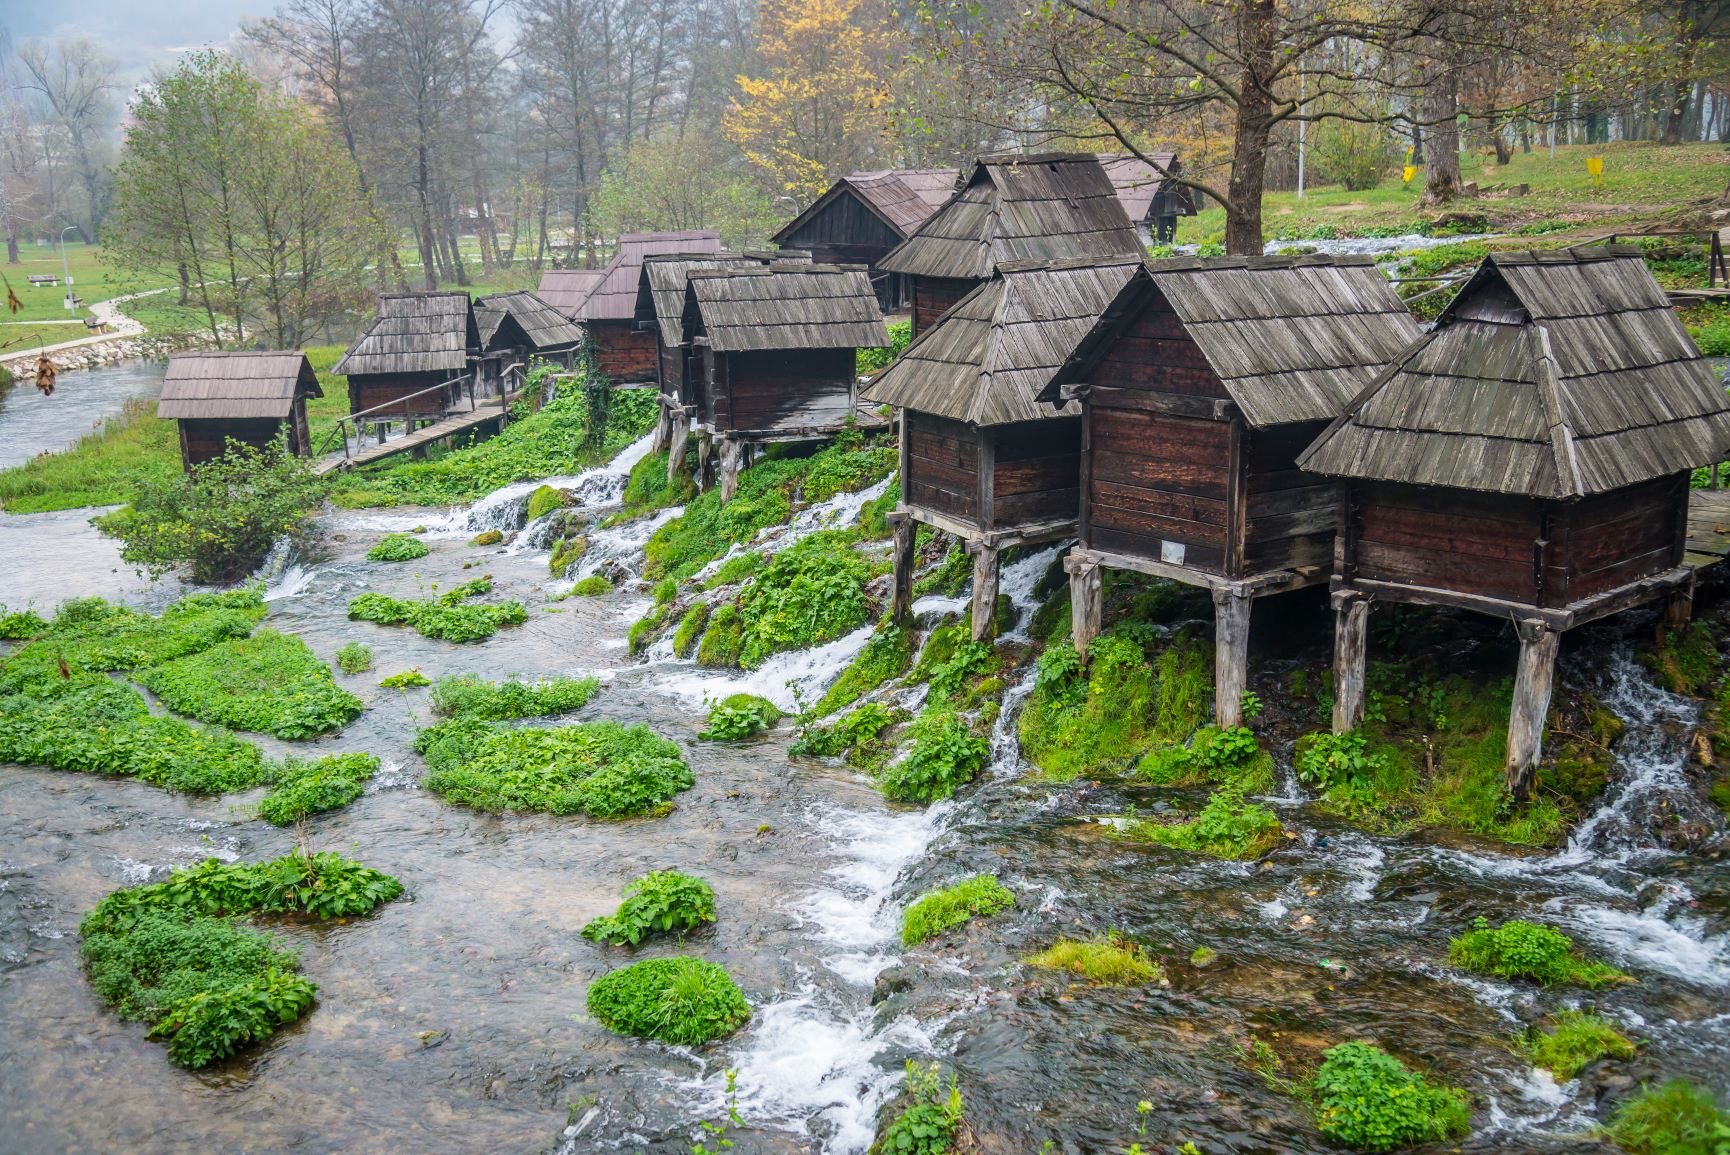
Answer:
[581,870,717,946]
[1606,1080,1730,1155]
[1521,1011,1636,1080]
[0,607,49,639]
[857,318,912,374]
[901,875,1014,946]
[419,718,693,817]
[699,693,781,740]
[96,437,322,584]
[136,629,364,740]
[586,956,750,1045]
[348,581,527,644]
[1447,917,1632,988]
[1312,1042,1469,1151]
[335,642,373,674]
[1312,119,1394,191]
[366,534,430,562]
[429,673,601,720]
[257,752,379,825]
[1124,789,1283,859]
[1025,932,1162,985]
[872,1061,964,1155]
[1140,725,1275,793]
[879,707,988,804]
[572,574,613,596]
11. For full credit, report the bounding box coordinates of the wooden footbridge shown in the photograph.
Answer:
[1686,487,1730,572]
[312,377,525,477]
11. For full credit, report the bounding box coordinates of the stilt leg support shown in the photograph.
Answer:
[665,411,689,485]
[1065,551,1103,658]
[969,543,1000,643]
[696,432,713,492]
[1663,575,1696,633]
[652,400,671,454]
[1506,619,1560,801]
[1213,585,1253,729]
[888,512,916,626]
[718,438,745,504]
[1331,590,1370,735]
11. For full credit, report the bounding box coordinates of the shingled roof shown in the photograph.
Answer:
[862,256,1142,426]
[772,168,960,246]
[877,153,1144,281]
[1100,152,1194,222]
[333,292,478,377]
[537,269,603,318]
[576,231,723,322]
[1043,254,1421,427]
[682,263,889,353]
[634,251,797,347]
[478,290,584,351]
[1298,246,1730,499]
[157,351,321,420]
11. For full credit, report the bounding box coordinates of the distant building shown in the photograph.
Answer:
[771,169,959,311]
[157,351,323,468]
[1100,152,1195,246]
[572,231,723,382]
[334,292,479,421]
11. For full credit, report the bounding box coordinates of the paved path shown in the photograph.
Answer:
[0,287,171,375]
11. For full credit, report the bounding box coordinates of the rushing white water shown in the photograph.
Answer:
[1261,232,1496,258]
[657,624,876,713]
[569,505,683,584]
[996,545,1063,642]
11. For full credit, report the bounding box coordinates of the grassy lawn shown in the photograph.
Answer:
[0,243,175,327]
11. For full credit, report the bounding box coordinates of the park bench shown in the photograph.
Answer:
[27,274,58,286]
[83,317,107,333]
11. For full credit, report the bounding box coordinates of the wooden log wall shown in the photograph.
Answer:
[911,276,980,336]
[716,347,855,435]
[589,320,659,382]
[1242,420,1338,576]
[1349,481,1545,604]
[905,411,979,522]
[179,417,295,468]
[990,418,1081,531]
[348,372,456,416]
[1546,475,1686,605]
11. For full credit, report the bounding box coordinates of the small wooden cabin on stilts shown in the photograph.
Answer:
[679,262,891,501]
[474,289,586,395]
[861,255,1143,641]
[1101,153,1195,246]
[157,351,322,468]
[770,169,959,312]
[1042,255,1421,729]
[334,292,480,430]
[573,231,722,383]
[1298,246,1730,798]
[876,153,1145,337]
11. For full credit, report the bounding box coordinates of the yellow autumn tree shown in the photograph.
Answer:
[724,0,897,205]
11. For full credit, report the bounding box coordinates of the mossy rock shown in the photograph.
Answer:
[526,485,569,523]
[673,601,711,658]
[549,536,588,578]
[471,529,504,546]
[696,604,744,668]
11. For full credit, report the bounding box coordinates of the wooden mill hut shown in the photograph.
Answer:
[1041,254,1421,728]
[680,262,890,500]
[574,231,722,382]
[876,153,1144,338]
[537,269,603,318]
[333,291,478,421]
[479,290,585,371]
[157,351,323,468]
[1101,152,1196,246]
[1298,245,1730,797]
[770,169,959,311]
[861,255,1143,640]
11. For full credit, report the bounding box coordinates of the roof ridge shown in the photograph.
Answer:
[1532,322,1583,498]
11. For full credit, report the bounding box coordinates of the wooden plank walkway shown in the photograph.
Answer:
[1685,487,1730,570]
[313,393,517,476]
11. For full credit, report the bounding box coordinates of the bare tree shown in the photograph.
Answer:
[15,38,117,242]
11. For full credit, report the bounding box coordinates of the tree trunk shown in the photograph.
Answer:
[1664,80,1688,144]
[1222,0,1277,256]
[1422,66,1461,204]
[178,262,190,306]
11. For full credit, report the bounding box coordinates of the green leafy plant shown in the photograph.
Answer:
[901,875,1014,946]
[1605,1079,1730,1155]
[581,870,717,946]
[0,606,48,639]
[872,1061,964,1155]
[791,701,907,771]
[1448,917,1633,988]
[585,956,750,1045]
[136,629,364,740]
[1311,1041,1469,1151]
[1140,725,1274,793]
[379,669,432,688]
[257,752,379,825]
[699,693,782,740]
[879,707,988,804]
[1122,789,1283,859]
[334,642,373,674]
[348,582,528,644]
[733,531,870,668]
[418,717,693,817]
[1520,1011,1636,1080]
[1025,932,1162,985]
[366,533,430,562]
[856,318,912,374]
[429,673,600,720]
[814,624,914,715]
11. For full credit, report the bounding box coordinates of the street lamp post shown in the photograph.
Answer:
[59,225,77,312]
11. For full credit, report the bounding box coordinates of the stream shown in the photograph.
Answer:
[1,413,1728,1154]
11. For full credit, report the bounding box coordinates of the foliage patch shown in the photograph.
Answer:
[348,579,528,643]
[699,693,781,740]
[581,870,717,946]
[901,875,1014,946]
[585,956,750,1046]
[430,673,601,720]
[1448,917,1633,988]
[366,534,430,562]
[418,717,692,817]
[1311,1041,1470,1151]
[879,706,989,804]
[872,1060,964,1155]
[1119,789,1283,859]
[1025,932,1162,985]
[1520,1011,1636,1080]
[136,629,363,740]
[1605,1079,1730,1155]
[334,642,373,674]
[257,752,379,825]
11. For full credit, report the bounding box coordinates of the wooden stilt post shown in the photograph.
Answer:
[889,512,916,625]
[969,543,1001,643]
[1065,550,1103,658]
[651,398,671,454]
[1213,585,1253,729]
[696,432,713,492]
[1664,575,1696,632]
[664,410,689,485]
[718,438,745,504]
[1331,590,1370,735]
[1506,619,1560,801]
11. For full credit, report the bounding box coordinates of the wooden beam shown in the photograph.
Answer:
[970,543,1001,643]
[718,437,746,504]
[1506,619,1559,801]
[665,409,690,485]
[1066,551,1104,658]
[1213,586,1253,729]
[890,513,918,626]
[696,431,714,493]
[1081,547,1300,594]
[1331,590,1370,734]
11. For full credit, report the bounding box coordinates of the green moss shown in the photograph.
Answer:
[1520,1011,1636,1080]
[1120,789,1283,859]
[704,550,763,588]
[1448,917,1633,988]
[673,601,711,658]
[586,956,750,1045]
[901,875,1014,946]
[526,484,567,523]
[572,574,613,597]
[696,603,745,667]
[1606,1079,1730,1155]
[1642,621,1720,695]
[429,673,600,720]
[1311,1041,1470,1151]
[418,717,692,817]
[548,536,588,577]
[1028,585,1071,643]
[135,629,364,740]
[621,449,694,514]
[366,533,430,562]
[257,752,379,825]
[1025,932,1162,985]
[471,529,504,546]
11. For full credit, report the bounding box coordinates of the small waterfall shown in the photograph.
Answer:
[657,624,876,713]
[255,537,314,601]
[997,545,1063,641]
[570,505,683,585]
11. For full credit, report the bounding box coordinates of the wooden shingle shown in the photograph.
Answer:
[477,290,584,351]
[332,292,478,377]
[576,231,722,322]
[682,264,889,353]
[537,269,603,318]
[157,351,321,420]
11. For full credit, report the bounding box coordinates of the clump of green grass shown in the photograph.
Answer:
[379,669,431,688]
[572,574,613,596]
[1605,1079,1730,1155]
[790,701,908,772]
[429,673,601,720]
[581,870,717,946]
[348,579,528,643]
[334,642,373,674]
[620,449,694,515]
[585,956,750,1045]
[1448,917,1633,987]
[1311,1041,1470,1151]
[878,705,989,804]
[814,623,914,715]
[1121,789,1283,859]
[136,629,364,740]
[366,534,430,562]
[704,550,763,588]
[1140,725,1276,794]
[257,752,379,825]
[901,875,1014,946]
[417,717,692,817]
[1025,932,1162,985]
[1520,1011,1636,1080]
[699,693,781,740]
[672,601,710,657]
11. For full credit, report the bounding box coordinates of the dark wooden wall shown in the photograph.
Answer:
[656,333,691,403]
[1547,475,1686,605]
[178,415,297,468]
[1243,420,1337,575]
[710,347,855,435]
[991,418,1080,530]
[904,411,979,522]
[348,372,458,417]
[588,320,659,382]
[911,276,980,337]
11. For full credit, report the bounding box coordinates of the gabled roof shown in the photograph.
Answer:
[771,168,960,246]
[682,263,889,353]
[877,153,1144,281]
[635,251,793,347]
[157,351,321,420]
[576,231,723,322]
[478,290,584,351]
[862,256,1143,426]
[1043,254,1421,427]
[1299,246,1730,499]
[333,292,478,377]
[537,269,603,318]
[474,304,508,348]
[1100,152,1195,221]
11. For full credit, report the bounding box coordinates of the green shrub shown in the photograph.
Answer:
[586,956,750,1045]
[150,967,319,1069]
[334,642,373,674]
[0,607,49,639]
[735,531,869,668]
[419,718,693,816]
[429,673,601,720]
[699,693,781,740]
[857,318,912,374]
[790,701,907,771]
[136,629,364,740]
[1521,1011,1636,1080]
[1311,1041,1469,1150]
[581,870,717,946]
[1447,917,1632,988]
[1606,1080,1730,1155]
[879,707,988,804]
[366,534,430,562]
[1312,119,1394,190]
[348,583,527,644]
[901,875,1014,946]
[1140,725,1275,793]
[705,551,763,588]
[572,574,614,597]
[257,752,379,825]
[379,669,431,688]
[1025,932,1161,985]
[872,1060,964,1155]
[814,624,914,715]
[673,601,711,657]
[1124,789,1283,859]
